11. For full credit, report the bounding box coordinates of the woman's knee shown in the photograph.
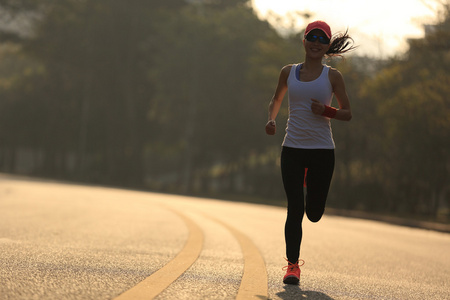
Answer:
[305,203,325,222]
[306,211,323,222]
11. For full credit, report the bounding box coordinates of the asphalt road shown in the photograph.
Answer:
[0,176,449,300]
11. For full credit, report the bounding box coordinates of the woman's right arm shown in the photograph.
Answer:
[265,65,291,135]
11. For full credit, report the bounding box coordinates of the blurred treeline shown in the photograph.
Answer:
[0,0,448,221]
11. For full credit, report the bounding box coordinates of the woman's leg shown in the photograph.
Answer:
[305,149,335,222]
[281,147,306,263]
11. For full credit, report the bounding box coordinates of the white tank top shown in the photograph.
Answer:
[282,63,335,149]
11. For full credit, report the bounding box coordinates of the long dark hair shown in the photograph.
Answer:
[326,29,357,57]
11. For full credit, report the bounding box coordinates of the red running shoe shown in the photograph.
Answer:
[283,259,305,284]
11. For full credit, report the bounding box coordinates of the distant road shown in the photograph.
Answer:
[1,175,449,299]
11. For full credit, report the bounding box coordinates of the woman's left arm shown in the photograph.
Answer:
[329,68,352,121]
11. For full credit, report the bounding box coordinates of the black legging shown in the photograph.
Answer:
[281,146,335,263]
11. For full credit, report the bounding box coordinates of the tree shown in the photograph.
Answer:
[0,0,187,186]
[146,2,294,195]
[359,2,450,218]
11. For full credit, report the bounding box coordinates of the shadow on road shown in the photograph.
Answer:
[276,285,334,300]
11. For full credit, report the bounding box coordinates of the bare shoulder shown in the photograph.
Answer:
[281,64,293,75]
[328,67,345,85]
[328,68,345,89]
[277,64,293,84]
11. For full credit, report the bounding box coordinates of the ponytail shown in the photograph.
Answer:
[326,29,357,57]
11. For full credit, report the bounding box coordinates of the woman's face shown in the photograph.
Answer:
[303,29,331,58]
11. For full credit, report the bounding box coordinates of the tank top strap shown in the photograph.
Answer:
[295,63,302,81]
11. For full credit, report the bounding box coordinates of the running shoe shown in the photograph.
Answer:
[282,259,305,284]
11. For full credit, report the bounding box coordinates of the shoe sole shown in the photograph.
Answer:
[283,275,299,285]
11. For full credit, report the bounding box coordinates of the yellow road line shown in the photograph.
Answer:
[114,209,204,300]
[210,217,268,300]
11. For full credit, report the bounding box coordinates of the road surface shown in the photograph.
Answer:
[0,175,449,299]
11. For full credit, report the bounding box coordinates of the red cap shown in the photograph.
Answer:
[304,20,332,39]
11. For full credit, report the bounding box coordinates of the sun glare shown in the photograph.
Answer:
[252,0,439,57]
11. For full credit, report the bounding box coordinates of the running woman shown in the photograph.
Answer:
[265,20,355,285]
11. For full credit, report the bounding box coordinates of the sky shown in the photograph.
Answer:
[251,0,441,57]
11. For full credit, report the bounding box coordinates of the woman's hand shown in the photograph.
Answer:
[311,99,325,115]
[265,120,276,135]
